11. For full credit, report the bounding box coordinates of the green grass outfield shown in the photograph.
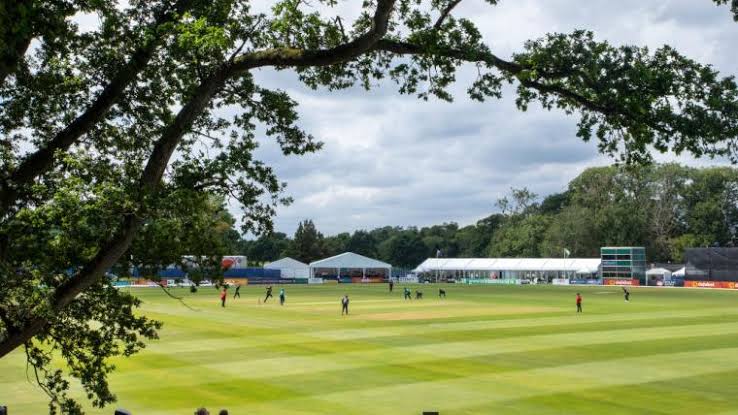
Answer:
[3,284,738,414]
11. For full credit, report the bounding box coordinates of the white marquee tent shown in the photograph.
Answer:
[309,252,392,278]
[412,257,601,278]
[264,257,310,279]
[646,267,672,279]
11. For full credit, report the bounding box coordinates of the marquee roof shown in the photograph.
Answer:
[412,258,600,273]
[264,257,309,269]
[310,252,391,269]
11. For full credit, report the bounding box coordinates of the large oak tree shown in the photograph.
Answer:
[1,0,737,412]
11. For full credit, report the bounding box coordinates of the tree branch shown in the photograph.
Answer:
[0,305,14,335]
[0,37,32,88]
[0,0,34,87]
[0,0,398,359]
[372,39,671,132]
[0,63,231,358]
[374,38,522,73]
[0,0,196,217]
[230,0,396,72]
[434,0,464,30]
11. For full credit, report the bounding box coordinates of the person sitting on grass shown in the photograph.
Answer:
[194,408,209,415]
[439,288,446,298]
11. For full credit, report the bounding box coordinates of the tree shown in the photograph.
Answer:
[345,230,378,258]
[324,232,350,256]
[378,230,427,268]
[540,205,599,257]
[496,187,539,216]
[489,214,551,257]
[127,194,239,277]
[284,219,325,264]
[539,192,570,216]
[244,232,290,264]
[455,214,505,257]
[683,167,738,247]
[420,223,460,257]
[2,1,738,412]
[646,164,691,261]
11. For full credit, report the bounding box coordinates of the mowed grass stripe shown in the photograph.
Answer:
[103,320,738,387]
[304,347,738,415]
[236,332,738,396]
[309,306,738,340]
[125,311,733,368]
[139,306,738,355]
[478,369,738,415]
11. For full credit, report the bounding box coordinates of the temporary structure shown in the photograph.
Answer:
[646,267,673,279]
[412,258,601,274]
[309,252,391,279]
[264,257,310,279]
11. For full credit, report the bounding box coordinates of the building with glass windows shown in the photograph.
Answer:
[601,247,646,280]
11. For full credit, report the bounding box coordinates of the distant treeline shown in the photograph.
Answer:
[237,164,738,267]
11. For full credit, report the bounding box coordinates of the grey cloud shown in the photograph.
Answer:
[232,0,738,237]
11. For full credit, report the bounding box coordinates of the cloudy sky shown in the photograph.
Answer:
[242,0,738,237]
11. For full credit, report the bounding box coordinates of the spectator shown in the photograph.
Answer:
[195,408,209,415]
[219,410,229,415]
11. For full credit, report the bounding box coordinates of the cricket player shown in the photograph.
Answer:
[341,294,350,315]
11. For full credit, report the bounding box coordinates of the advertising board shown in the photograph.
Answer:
[570,279,603,285]
[465,278,521,285]
[350,277,385,283]
[684,280,738,289]
[603,278,640,286]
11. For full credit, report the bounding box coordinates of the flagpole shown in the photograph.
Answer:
[436,249,441,283]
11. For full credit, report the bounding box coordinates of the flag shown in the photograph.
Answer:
[563,248,571,258]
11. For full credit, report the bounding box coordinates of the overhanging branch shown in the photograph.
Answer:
[0,0,399,359]
[0,0,196,217]
[434,0,464,29]
[230,0,396,72]
[372,39,673,134]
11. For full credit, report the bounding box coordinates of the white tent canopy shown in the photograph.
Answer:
[412,258,600,274]
[646,267,672,277]
[673,267,686,277]
[264,257,309,279]
[309,252,391,278]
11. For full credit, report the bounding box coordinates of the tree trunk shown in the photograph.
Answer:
[0,66,230,359]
